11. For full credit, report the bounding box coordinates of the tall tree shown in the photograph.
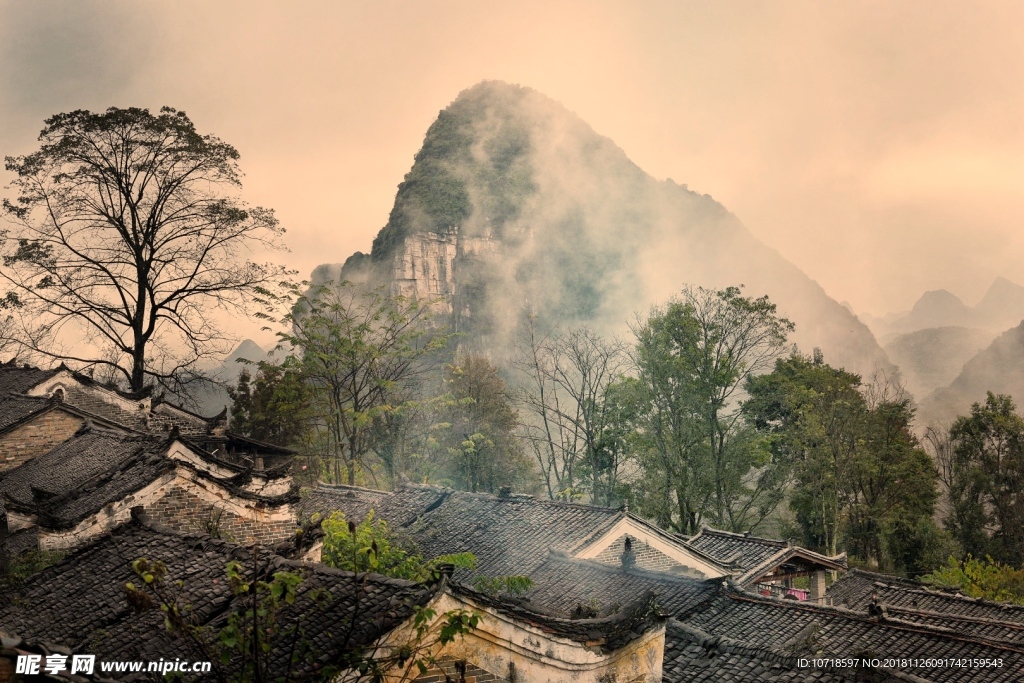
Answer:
[745,353,867,555]
[631,285,793,534]
[227,356,311,447]
[436,354,534,493]
[745,352,941,569]
[946,393,1024,565]
[278,280,447,485]
[513,319,629,503]
[1,107,286,393]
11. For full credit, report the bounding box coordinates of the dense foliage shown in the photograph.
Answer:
[629,286,793,534]
[944,393,1024,565]
[744,352,941,571]
[922,555,1024,605]
[221,277,1024,581]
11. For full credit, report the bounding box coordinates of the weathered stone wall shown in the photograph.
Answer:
[145,484,295,546]
[592,534,685,574]
[381,591,664,683]
[0,409,83,472]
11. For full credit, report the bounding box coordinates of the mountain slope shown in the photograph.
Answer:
[866,277,1024,342]
[332,81,891,377]
[884,326,995,399]
[918,322,1024,426]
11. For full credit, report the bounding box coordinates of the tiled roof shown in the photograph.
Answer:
[0,394,57,434]
[298,483,392,524]
[396,487,624,579]
[523,551,719,617]
[677,583,1024,682]
[0,428,168,512]
[0,525,39,557]
[663,620,903,683]
[453,582,665,654]
[0,362,59,395]
[687,527,789,571]
[0,521,438,680]
[686,527,848,585]
[295,483,437,542]
[829,569,1024,625]
[827,569,1024,647]
[300,483,626,582]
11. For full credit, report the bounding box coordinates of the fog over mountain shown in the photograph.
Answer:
[884,327,995,400]
[321,82,891,377]
[863,276,1024,343]
[918,322,1024,427]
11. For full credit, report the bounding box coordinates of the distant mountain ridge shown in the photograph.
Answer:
[189,339,271,416]
[884,326,995,400]
[326,81,892,377]
[864,277,1024,342]
[918,321,1024,426]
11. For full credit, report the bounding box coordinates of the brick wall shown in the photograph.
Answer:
[0,409,83,472]
[592,534,684,574]
[145,485,296,546]
[415,656,503,683]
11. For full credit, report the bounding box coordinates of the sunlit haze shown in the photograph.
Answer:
[2,0,1023,344]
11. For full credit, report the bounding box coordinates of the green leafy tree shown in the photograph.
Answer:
[745,353,940,569]
[275,280,450,485]
[744,352,866,555]
[1,107,286,394]
[946,393,1024,565]
[437,355,534,494]
[846,398,939,568]
[922,555,1024,605]
[319,510,476,580]
[630,286,793,534]
[228,356,312,448]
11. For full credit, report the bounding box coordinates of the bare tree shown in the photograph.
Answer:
[513,316,629,504]
[1,107,286,393]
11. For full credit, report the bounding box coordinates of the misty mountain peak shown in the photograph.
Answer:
[911,289,969,315]
[225,339,268,365]
[330,82,891,377]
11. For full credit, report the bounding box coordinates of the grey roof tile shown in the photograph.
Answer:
[0,521,436,681]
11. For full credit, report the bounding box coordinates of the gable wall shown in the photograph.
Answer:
[145,483,295,546]
[0,409,84,472]
[380,592,664,683]
[592,533,685,574]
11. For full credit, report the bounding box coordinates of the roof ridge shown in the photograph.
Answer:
[312,482,390,494]
[879,580,1024,611]
[883,602,1024,628]
[726,589,1024,654]
[698,526,788,547]
[667,618,801,666]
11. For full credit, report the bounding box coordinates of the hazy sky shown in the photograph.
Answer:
[2,0,1022,336]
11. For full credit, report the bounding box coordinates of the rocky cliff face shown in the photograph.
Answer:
[389,226,501,325]
[331,81,892,376]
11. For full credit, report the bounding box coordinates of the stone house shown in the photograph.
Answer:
[684,527,848,603]
[0,520,667,683]
[299,483,847,596]
[0,361,300,557]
